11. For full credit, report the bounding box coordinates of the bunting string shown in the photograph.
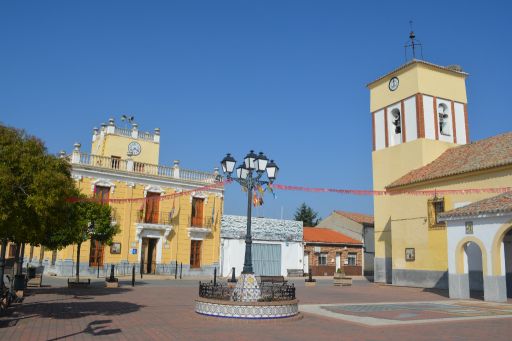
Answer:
[68,179,512,204]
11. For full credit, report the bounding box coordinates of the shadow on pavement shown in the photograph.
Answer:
[47,319,121,340]
[421,287,450,298]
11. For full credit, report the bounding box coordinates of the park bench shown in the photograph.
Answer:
[259,275,286,284]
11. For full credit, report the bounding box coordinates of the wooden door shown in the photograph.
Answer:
[141,238,148,273]
[148,239,157,274]
[89,239,104,266]
[145,192,160,223]
[190,240,202,268]
[191,198,204,227]
[94,186,110,205]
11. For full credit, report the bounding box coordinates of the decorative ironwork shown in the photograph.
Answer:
[198,281,295,301]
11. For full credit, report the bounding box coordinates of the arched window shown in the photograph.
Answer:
[390,108,401,134]
[438,103,451,136]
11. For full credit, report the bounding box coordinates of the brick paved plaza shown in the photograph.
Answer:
[1,277,512,340]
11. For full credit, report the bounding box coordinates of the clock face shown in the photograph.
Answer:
[389,77,399,91]
[128,141,141,156]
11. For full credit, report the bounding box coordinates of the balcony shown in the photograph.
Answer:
[135,210,176,240]
[187,216,214,240]
[71,151,219,184]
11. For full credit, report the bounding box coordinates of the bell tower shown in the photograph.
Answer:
[369,55,470,283]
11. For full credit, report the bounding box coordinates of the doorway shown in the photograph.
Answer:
[141,238,158,274]
[145,192,161,224]
[465,241,484,299]
[503,229,512,298]
[336,252,341,272]
[303,252,309,274]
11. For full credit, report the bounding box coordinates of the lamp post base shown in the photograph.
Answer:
[232,273,261,302]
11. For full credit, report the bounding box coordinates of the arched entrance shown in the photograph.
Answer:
[450,237,488,301]
[504,229,512,298]
[465,242,484,299]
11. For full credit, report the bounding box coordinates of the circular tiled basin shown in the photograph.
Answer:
[195,297,299,319]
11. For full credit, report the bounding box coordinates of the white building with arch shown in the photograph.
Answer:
[440,192,512,302]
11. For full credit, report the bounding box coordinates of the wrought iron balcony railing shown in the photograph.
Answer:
[136,210,178,226]
[188,216,215,229]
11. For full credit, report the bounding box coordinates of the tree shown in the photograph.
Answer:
[68,196,119,283]
[294,203,321,227]
[0,124,78,287]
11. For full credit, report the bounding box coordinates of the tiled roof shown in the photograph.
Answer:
[303,227,362,245]
[366,59,468,88]
[439,191,512,219]
[334,210,374,225]
[387,132,512,189]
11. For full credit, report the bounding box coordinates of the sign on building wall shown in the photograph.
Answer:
[465,221,474,234]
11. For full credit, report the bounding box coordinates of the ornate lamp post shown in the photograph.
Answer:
[221,151,278,301]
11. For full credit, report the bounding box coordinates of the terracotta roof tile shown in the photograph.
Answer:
[439,191,512,219]
[303,227,362,244]
[387,132,512,189]
[334,210,374,225]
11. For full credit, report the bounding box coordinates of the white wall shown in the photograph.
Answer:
[403,96,417,142]
[423,95,435,140]
[374,109,385,150]
[446,215,512,276]
[454,102,467,144]
[220,238,303,277]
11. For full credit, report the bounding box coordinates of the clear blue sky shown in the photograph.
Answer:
[1,1,511,220]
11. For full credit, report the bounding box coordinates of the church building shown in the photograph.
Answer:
[30,118,224,277]
[369,57,512,301]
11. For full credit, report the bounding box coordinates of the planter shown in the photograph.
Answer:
[28,267,36,279]
[105,281,119,288]
[13,274,26,290]
[334,277,352,286]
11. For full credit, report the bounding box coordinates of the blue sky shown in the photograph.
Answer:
[1,1,511,220]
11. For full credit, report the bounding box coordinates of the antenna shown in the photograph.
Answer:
[404,20,424,61]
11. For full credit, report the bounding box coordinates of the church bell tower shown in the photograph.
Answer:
[369,35,470,283]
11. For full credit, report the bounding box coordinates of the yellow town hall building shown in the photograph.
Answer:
[369,58,512,296]
[31,118,224,277]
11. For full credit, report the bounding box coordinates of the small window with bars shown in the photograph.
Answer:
[427,197,447,229]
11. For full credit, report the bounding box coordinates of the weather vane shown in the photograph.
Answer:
[121,114,135,127]
[404,20,424,61]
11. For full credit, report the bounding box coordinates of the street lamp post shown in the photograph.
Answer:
[221,151,278,301]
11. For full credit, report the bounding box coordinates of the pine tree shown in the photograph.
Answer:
[294,203,320,226]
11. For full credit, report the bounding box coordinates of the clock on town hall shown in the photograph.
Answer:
[128,141,141,156]
[388,76,399,91]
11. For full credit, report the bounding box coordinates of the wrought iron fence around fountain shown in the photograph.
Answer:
[198,281,296,301]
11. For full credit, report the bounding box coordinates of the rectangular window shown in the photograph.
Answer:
[427,198,447,229]
[190,240,202,268]
[318,252,327,265]
[347,253,357,266]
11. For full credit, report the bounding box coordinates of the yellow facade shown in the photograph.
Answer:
[31,119,223,277]
[371,59,512,288]
[368,60,468,112]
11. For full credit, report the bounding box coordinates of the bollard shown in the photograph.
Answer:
[229,267,236,282]
[213,268,217,286]
[309,267,313,281]
[109,264,115,281]
[180,262,182,279]
[97,264,100,278]
[175,260,178,279]
[132,265,135,287]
